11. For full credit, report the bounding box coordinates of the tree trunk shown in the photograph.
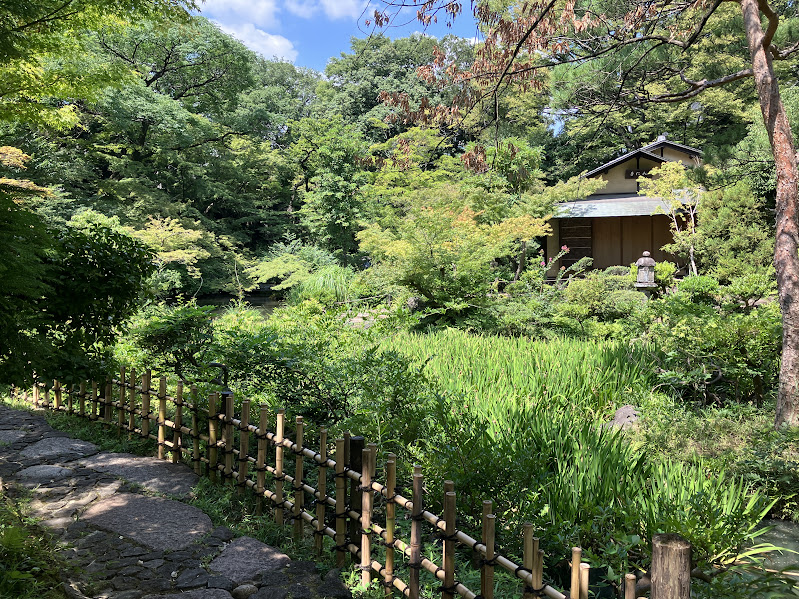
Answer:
[741,0,799,428]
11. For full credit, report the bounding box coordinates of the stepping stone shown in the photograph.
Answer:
[76,452,199,497]
[17,465,74,481]
[143,591,233,599]
[20,437,98,460]
[209,537,290,585]
[0,430,26,444]
[81,493,212,551]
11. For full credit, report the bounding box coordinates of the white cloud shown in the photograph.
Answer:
[285,1,318,18]
[282,0,369,20]
[201,0,280,27]
[216,22,298,62]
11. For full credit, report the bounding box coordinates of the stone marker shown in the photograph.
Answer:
[77,452,199,497]
[82,493,212,550]
[209,537,290,585]
[20,437,98,460]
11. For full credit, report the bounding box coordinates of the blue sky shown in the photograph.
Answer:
[195,1,480,72]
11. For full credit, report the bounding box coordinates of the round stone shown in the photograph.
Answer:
[232,584,259,599]
[17,465,74,481]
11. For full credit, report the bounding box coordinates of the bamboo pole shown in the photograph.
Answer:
[237,399,250,494]
[33,383,39,408]
[409,465,423,599]
[54,379,61,410]
[104,381,112,423]
[208,393,219,482]
[117,366,126,430]
[360,446,373,587]
[482,508,496,599]
[67,383,74,413]
[79,382,86,417]
[293,415,305,541]
[172,381,184,464]
[141,370,151,438]
[91,381,98,420]
[384,453,397,597]
[275,409,285,525]
[315,428,328,556]
[157,376,167,460]
[625,573,636,599]
[570,547,581,599]
[42,383,49,409]
[190,385,201,475]
[127,367,136,432]
[223,392,235,485]
[579,563,590,599]
[335,438,346,568]
[443,490,456,599]
[256,405,268,515]
[349,436,365,559]
[523,524,534,599]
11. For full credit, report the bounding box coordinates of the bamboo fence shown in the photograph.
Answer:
[26,372,651,599]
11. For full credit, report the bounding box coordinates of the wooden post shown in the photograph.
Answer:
[256,405,268,515]
[315,428,328,556]
[334,438,346,567]
[223,392,234,485]
[190,385,201,476]
[481,506,495,599]
[384,453,397,596]
[651,534,691,599]
[91,381,98,420]
[79,382,86,417]
[237,399,250,494]
[275,409,285,526]
[42,383,49,409]
[293,415,305,541]
[33,383,39,408]
[570,547,582,599]
[360,446,373,587]
[625,573,637,599]
[128,368,137,433]
[67,383,74,413]
[104,381,112,423]
[409,465,423,599]
[442,490,456,599]
[54,380,62,410]
[172,381,184,464]
[117,366,126,430]
[523,524,534,599]
[348,436,365,559]
[579,563,590,599]
[157,376,167,460]
[208,393,219,482]
[141,370,151,438]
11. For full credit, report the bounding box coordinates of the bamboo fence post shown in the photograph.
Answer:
[481,509,496,599]
[104,381,112,423]
[79,382,86,417]
[54,379,61,410]
[117,366,126,430]
[334,438,346,567]
[523,524,534,599]
[443,490,456,599]
[237,399,250,494]
[128,367,137,433]
[157,376,167,460]
[570,547,582,599]
[293,415,305,541]
[141,370,152,438]
[625,573,637,599]
[190,385,201,476]
[360,446,373,587]
[384,453,397,597]
[223,392,235,485]
[208,393,219,482]
[42,382,49,409]
[275,409,285,526]
[33,383,39,408]
[579,563,590,599]
[67,383,74,413]
[315,428,328,556]
[409,465,423,599]
[91,381,98,420]
[651,534,691,599]
[256,405,268,516]
[348,436,365,560]
[173,381,184,465]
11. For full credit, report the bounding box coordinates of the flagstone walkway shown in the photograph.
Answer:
[0,404,351,599]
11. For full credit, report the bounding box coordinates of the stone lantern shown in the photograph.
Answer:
[635,251,657,297]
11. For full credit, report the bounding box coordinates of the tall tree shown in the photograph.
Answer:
[374,0,799,428]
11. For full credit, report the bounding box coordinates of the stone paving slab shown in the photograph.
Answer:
[20,436,98,460]
[143,590,233,599]
[82,493,213,550]
[0,430,26,444]
[17,464,75,481]
[209,537,290,585]
[74,452,199,497]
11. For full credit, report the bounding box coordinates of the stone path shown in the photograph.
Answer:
[0,404,351,599]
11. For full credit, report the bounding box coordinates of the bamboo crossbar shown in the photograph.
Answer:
[28,374,641,599]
